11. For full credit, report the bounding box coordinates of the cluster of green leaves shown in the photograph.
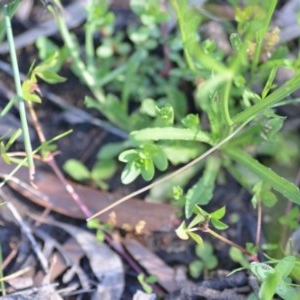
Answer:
[175,206,228,246]
[22,52,66,103]
[34,0,300,295]
[63,158,116,190]
[189,242,218,278]
[137,273,158,295]
[87,219,113,242]
[249,256,300,300]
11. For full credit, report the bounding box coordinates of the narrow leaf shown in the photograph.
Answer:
[130,127,212,143]
[185,156,221,218]
[211,218,228,230]
[188,231,203,246]
[225,147,300,205]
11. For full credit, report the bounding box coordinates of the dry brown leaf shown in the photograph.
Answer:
[0,159,178,233]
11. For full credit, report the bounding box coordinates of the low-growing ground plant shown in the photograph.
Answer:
[35,0,300,295]
[2,0,300,297]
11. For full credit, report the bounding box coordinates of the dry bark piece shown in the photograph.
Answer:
[0,159,178,233]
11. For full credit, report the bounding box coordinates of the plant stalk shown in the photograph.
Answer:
[3,4,34,180]
[205,227,254,258]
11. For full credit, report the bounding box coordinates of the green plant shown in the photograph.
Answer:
[137,273,158,294]
[249,256,300,300]
[63,158,117,190]
[35,0,300,296]
[87,219,113,242]
[0,244,5,295]
[189,241,218,278]
[0,0,34,178]
[175,205,255,258]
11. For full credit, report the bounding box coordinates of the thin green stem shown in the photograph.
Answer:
[49,2,105,103]
[0,244,5,295]
[55,13,95,87]
[4,4,34,179]
[206,227,254,257]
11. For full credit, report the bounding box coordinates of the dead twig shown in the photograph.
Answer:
[0,194,49,272]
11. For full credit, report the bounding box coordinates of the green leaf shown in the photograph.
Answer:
[141,158,155,181]
[21,80,42,103]
[97,142,128,160]
[170,0,226,73]
[188,231,204,246]
[181,114,200,130]
[34,51,62,73]
[189,260,204,278]
[250,262,275,282]
[145,274,158,284]
[91,159,117,181]
[195,242,213,258]
[274,256,296,278]
[165,86,188,119]
[279,206,299,230]
[140,98,157,116]
[210,218,229,230]
[63,159,90,181]
[137,273,153,294]
[229,247,250,268]
[185,156,221,218]
[188,212,207,229]
[0,0,21,41]
[4,128,21,151]
[210,206,226,220]
[87,219,100,229]
[120,161,141,184]
[225,147,300,205]
[259,272,279,300]
[36,70,66,84]
[151,146,168,171]
[96,229,105,242]
[161,142,204,165]
[155,104,174,126]
[36,36,60,60]
[230,33,242,52]
[261,189,277,207]
[119,149,139,163]
[130,127,212,143]
[175,221,189,240]
[262,66,278,99]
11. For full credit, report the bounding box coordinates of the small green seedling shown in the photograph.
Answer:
[279,207,300,231]
[86,219,113,242]
[137,273,158,294]
[189,241,218,278]
[176,205,256,259]
[63,158,117,190]
[176,205,228,246]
